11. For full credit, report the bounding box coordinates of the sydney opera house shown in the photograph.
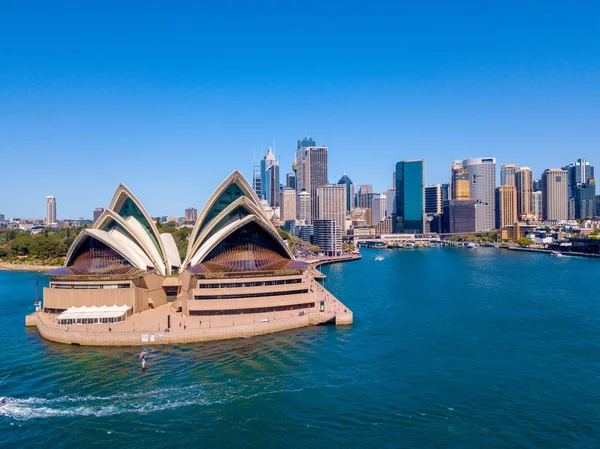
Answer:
[27,171,352,346]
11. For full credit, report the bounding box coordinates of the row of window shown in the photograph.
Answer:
[58,316,124,325]
[51,284,131,289]
[189,302,315,316]
[194,288,309,300]
[198,279,302,289]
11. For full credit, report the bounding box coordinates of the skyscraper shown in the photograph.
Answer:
[532,191,543,220]
[542,169,568,221]
[501,164,518,186]
[45,195,56,226]
[384,189,397,216]
[285,173,296,190]
[297,190,311,222]
[252,157,262,200]
[184,207,198,222]
[424,184,442,215]
[495,185,517,229]
[356,185,375,209]
[295,139,328,223]
[395,159,425,233]
[462,157,496,231]
[442,200,476,234]
[515,166,533,219]
[451,162,470,200]
[337,174,354,213]
[371,194,387,224]
[574,180,596,219]
[313,219,342,256]
[280,189,297,222]
[93,207,104,223]
[260,147,280,208]
[564,158,594,198]
[317,184,347,232]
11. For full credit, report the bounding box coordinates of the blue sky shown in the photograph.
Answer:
[1,1,598,218]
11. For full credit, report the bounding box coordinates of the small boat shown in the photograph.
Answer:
[375,256,384,261]
[551,251,564,258]
[466,243,479,248]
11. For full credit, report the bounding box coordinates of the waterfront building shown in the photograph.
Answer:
[36,171,351,345]
[394,159,424,233]
[337,174,354,213]
[501,164,518,186]
[442,200,476,234]
[574,180,596,219]
[451,162,470,200]
[532,191,543,220]
[93,207,104,224]
[295,139,328,223]
[297,190,311,222]
[375,216,393,234]
[356,185,375,209]
[280,189,297,222]
[515,167,533,219]
[286,173,296,190]
[45,195,57,227]
[371,194,387,224]
[462,157,496,231]
[313,219,342,256]
[260,148,280,208]
[184,207,198,222]
[542,168,568,221]
[317,184,347,232]
[425,184,442,215]
[495,185,517,229]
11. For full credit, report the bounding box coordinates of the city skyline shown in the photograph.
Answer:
[2,3,600,218]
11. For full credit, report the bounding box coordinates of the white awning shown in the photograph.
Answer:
[57,305,131,321]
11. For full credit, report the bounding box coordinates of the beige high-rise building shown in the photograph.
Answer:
[501,164,518,186]
[297,190,311,222]
[317,184,347,232]
[45,195,57,226]
[280,189,297,222]
[495,185,517,229]
[515,167,533,219]
[542,169,568,221]
[451,162,470,200]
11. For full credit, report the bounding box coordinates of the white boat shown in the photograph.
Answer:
[551,251,564,258]
[466,243,479,248]
[375,256,384,261]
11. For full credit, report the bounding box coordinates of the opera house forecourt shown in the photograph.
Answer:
[25,171,353,346]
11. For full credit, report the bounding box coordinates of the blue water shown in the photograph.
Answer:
[1,248,599,447]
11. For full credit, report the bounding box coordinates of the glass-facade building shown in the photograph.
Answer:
[394,160,425,233]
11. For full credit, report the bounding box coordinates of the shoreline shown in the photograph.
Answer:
[0,261,58,272]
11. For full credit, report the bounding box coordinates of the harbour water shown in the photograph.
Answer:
[1,248,599,447]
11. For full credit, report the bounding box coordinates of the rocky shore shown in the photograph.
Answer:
[0,261,58,272]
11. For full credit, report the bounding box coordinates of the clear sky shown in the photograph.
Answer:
[1,1,598,219]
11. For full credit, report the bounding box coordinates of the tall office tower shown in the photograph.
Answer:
[384,189,396,216]
[297,136,316,149]
[280,189,297,222]
[541,169,568,221]
[260,148,280,208]
[532,191,543,220]
[317,184,347,232]
[392,171,396,190]
[337,174,354,213]
[442,200,476,234]
[313,219,342,256]
[515,166,533,219]
[574,179,596,219]
[286,173,296,190]
[462,157,496,231]
[184,207,198,222]
[395,159,425,233]
[45,195,57,226]
[533,179,541,192]
[92,207,104,223]
[495,185,517,229]
[564,158,594,198]
[356,185,375,209]
[441,183,450,202]
[501,164,518,186]
[252,158,262,199]
[297,190,311,222]
[295,139,328,223]
[451,162,470,200]
[0,213,5,222]
[371,194,387,224]
[424,184,442,215]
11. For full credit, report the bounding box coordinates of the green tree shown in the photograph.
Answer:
[516,237,534,246]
